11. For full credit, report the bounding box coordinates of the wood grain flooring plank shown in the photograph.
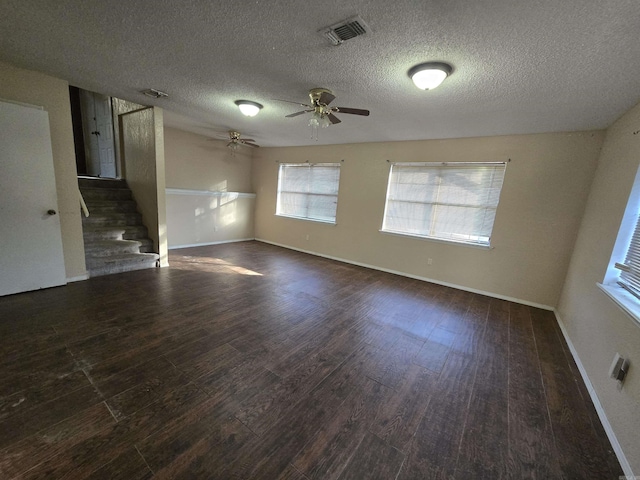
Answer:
[308,344,372,403]
[456,390,508,479]
[105,367,191,420]
[0,345,76,387]
[269,326,336,378]
[508,303,562,479]
[292,378,390,480]
[398,355,476,479]
[0,327,65,365]
[364,333,423,390]
[193,352,281,410]
[437,350,478,388]
[162,334,234,368]
[0,402,115,479]
[413,337,451,373]
[0,369,90,422]
[548,314,624,477]
[336,431,405,480]
[234,351,341,436]
[471,299,509,399]
[433,288,475,334]
[83,447,153,480]
[150,419,255,480]
[531,308,623,479]
[315,316,369,362]
[166,341,242,380]
[96,355,178,398]
[0,383,103,450]
[370,364,435,453]
[228,385,347,480]
[138,402,255,476]
[276,463,311,480]
[15,382,207,479]
[81,327,212,383]
[192,351,279,398]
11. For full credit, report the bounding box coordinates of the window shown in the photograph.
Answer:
[599,165,640,326]
[382,162,506,246]
[617,223,640,298]
[276,163,340,224]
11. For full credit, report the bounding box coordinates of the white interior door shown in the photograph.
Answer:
[79,90,100,176]
[79,90,117,178]
[94,93,116,178]
[0,100,66,296]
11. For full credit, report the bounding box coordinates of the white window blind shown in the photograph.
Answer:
[617,218,640,299]
[382,162,506,246]
[276,163,340,223]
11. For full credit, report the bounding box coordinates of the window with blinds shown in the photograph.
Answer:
[276,163,341,223]
[617,220,640,299]
[382,162,506,246]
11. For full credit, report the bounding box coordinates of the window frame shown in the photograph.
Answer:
[380,161,506,247]
[599,164,640,328]
[275,162,341,225]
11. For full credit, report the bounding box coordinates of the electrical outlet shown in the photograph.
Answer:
[427,258,433,265]
[305,234,309,241]
[609,353,630,386]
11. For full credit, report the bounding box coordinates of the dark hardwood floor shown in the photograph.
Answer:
[0,241,622,479]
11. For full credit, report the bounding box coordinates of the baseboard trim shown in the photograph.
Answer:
[66,273,89,283]
[554,310,633,477]
[255,238,553,311]
[168,238,255,250]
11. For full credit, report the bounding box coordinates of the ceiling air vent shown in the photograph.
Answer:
[141,88,169,99]
[321,16,369,46]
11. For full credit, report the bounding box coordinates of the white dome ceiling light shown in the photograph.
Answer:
[408,62,453,90]
[235,100,263,117]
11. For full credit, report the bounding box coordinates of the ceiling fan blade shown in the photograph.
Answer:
[226,142,234,148]
[242,142,260,148]
[239,138,255,142]
[286,110,313,118]
[319,91,336,105]
[327,113,341,124]
[335,107,370,116]
[273,99,313,108]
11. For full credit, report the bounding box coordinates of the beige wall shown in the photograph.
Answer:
[164,127,255,248]
[120,107,168,267]
[558,102,640,473]
[253,132,604,308]
[0,61,86,279]
[164,127,253,192]
[166,192,255,248]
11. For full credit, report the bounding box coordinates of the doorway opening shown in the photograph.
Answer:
[69,86,119,178]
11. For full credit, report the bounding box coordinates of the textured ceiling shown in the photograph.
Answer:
[1,0,639,147]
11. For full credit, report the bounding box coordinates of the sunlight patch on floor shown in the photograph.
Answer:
[170,255,263,276]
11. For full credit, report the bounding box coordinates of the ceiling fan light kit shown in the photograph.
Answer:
[235,100,263,117]
[276,87,370,140]
[226,130,260,151]
[408,62,453,90]
[309,111,331,129]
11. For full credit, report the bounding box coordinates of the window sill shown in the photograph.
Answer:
[597,283,640,330]
[275,213,336,225]
[379,229,493,249]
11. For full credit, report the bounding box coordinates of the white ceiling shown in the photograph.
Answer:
[1,0,639,147]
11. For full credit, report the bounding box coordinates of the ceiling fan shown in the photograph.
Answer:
[277,88,370,128]
[225,130,259,149]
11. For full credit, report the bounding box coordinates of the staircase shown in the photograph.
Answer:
[78,177,159,277]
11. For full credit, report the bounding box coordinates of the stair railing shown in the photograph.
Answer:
[79,189,89,217]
